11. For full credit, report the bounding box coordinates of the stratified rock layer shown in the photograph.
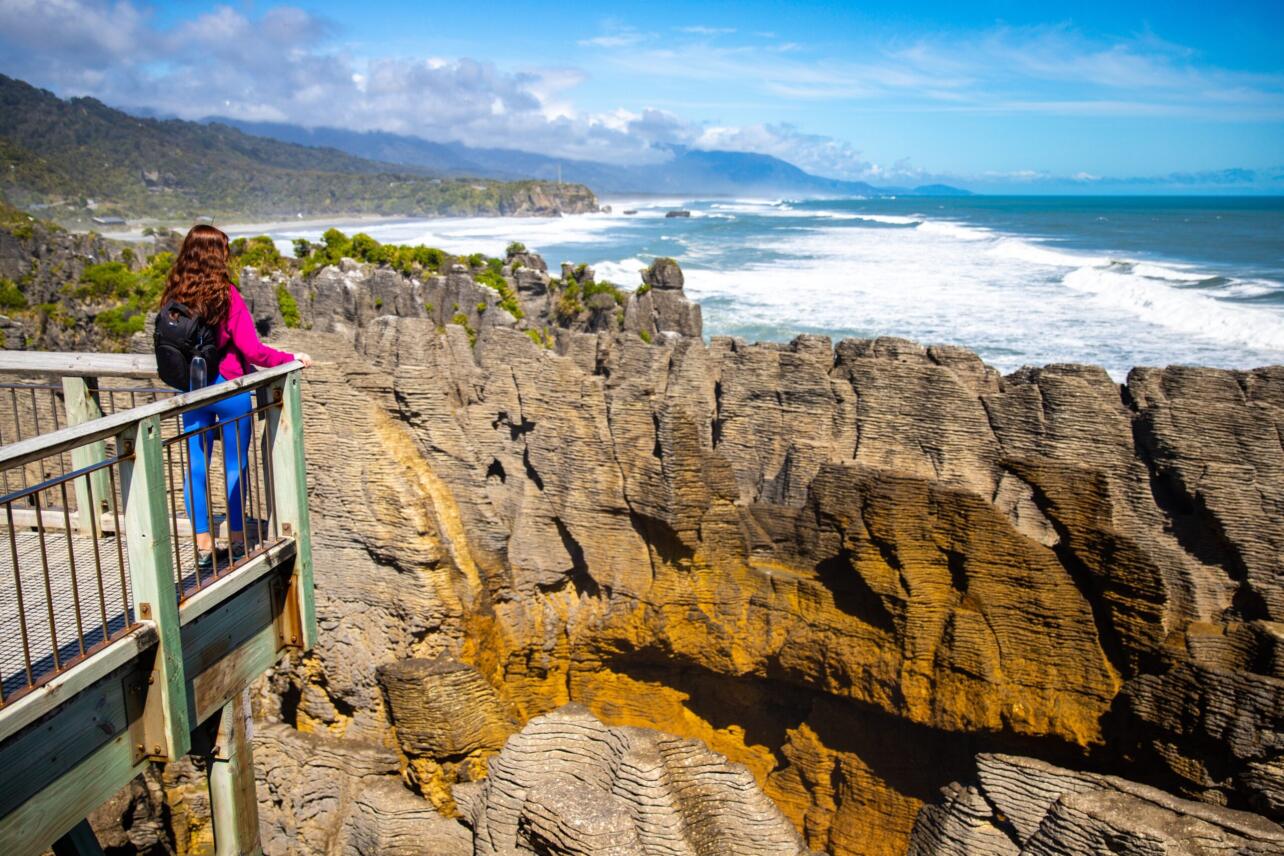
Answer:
[378,656,518,812]
[253,721,473,856]
[466,704,813,856]
[907,753,1284,855]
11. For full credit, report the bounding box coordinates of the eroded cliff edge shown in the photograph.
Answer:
[106,249,1284,854]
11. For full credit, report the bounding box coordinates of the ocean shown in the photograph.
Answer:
[238,195,1284,379]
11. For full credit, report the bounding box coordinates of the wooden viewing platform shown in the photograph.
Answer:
[0,353,315,855]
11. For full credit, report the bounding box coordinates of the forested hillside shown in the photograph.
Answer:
[0,75,597,224]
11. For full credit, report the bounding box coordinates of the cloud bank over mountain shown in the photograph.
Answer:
[0,0,1279,191]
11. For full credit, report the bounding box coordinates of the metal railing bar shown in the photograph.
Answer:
[7,502,34,686]
[0,362,300,471]
[249,411,263,553]
[178,421,200,590]
[202,425,219,586]
[85,472,110,644]
[0,454,126,507]
[165,441,184,590]
[33,502,60,672]
[58,481,86,659]
[233,416,248,559]
[0,383,61,392]
[10,387,22,441]
[107,465,129,620]
[162,399,279,448]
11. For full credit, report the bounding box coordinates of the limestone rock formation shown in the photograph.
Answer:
[907,753,1284,855]
[378,656,518,811]
[466,704,814,856]
[16,233,1274,856]
[251,253,1281,855]
[253,721,473,856]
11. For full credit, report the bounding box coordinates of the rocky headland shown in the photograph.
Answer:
[1,220,1281,855]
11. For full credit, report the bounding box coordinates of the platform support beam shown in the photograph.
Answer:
[265,373,315,651]
[119,414,189,761]
[206,689,261,856]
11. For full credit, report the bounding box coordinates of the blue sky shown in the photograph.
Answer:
[2,0,1282,191]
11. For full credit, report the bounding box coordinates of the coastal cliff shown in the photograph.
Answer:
[2,224,1280,853]
[195,247,1283,855]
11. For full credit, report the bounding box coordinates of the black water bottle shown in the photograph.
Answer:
[190,355,207,391]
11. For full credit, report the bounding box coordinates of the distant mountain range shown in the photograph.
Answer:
[0,74,597,224]
[209,118,971,199]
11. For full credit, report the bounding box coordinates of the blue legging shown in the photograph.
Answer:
[182,375,253,536]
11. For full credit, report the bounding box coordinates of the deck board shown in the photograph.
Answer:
[0,522,275,704]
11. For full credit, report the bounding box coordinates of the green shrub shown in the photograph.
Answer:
[474,264,524,319]
[639,329,653,344]
[74,262,136,300]
[466,252,486,269]
[636,283,652,297]
[74,254,170,308]
[450,312,476,346]
[230,235,286,276]
[555,292,583,323]
[0,278,27,310]
[506,241,526,255]
[276,284,301,328]
[292,238,313,259]
[476,301,487,314]
[583,278,626,306]
[95,305,143,336]
[525,327,553,349]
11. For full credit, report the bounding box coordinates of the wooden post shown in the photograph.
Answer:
[119,415,189,761]
[265,370,316,651]
[61,376,111,537]
[207,689,261,856]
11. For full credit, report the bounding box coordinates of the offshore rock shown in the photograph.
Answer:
[641,256,684,290]
[466,704,813,856]
[907,753,1284,855]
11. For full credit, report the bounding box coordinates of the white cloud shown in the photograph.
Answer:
[577,34,644,48]
[675,25,736,36]
[604,24,1284,121]
[0,2,1277,184]
[693,123,885,181]
[0,0,670,164]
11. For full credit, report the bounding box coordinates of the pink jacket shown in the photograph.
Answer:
[216,286,294,381]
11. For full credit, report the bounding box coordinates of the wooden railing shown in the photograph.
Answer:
[0,352,315,855]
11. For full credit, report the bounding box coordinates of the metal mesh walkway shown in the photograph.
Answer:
[0,530,134,701]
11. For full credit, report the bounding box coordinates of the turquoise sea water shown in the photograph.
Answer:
[240,195,1284,378]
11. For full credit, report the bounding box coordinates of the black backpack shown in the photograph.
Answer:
[154,300,221,391]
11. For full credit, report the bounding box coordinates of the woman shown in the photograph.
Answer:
[160,224,313,570]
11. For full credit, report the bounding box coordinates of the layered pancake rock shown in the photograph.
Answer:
[464,704,813,856]
[140,251,1283,855]
[907,754,1284,855]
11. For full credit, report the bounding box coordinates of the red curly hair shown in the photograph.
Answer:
[162,224,232,327]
